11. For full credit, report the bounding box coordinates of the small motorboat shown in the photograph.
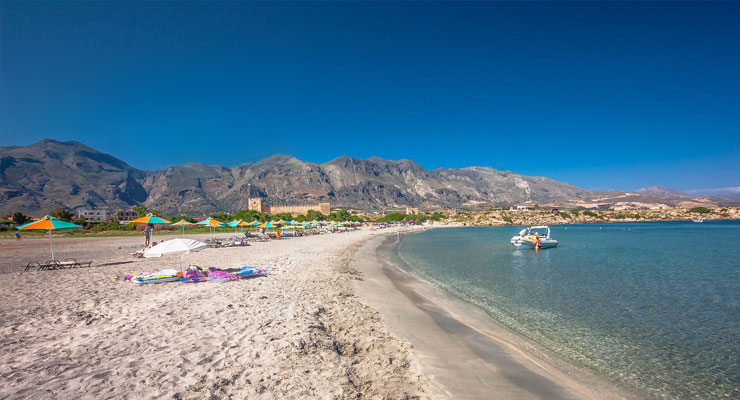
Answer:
[511,226,559,249]
[692,217,704,223]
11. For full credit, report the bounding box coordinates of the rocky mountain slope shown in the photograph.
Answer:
[0,139,148,213]
[0,139,727,215]
[684,187,740,201]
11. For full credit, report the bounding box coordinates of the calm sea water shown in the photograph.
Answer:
[397,221,740,399]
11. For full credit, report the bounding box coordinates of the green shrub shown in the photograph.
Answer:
[689,207,711,214]
[502,216,512,223]
[429,212,444,221]
[168,215,196,223]
[583,210,599,218]
[570,209,580,217]
[12,212,30,225]
[559,211,570,219]
[49,206,74,222]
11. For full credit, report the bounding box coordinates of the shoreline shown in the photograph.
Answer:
[354,229,642,399]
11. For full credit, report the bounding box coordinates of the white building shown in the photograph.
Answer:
[76,209,110,221]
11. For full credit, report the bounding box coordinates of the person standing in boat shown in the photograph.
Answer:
[519,227,530,237]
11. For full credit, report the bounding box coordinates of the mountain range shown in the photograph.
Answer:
[0,139,732,215]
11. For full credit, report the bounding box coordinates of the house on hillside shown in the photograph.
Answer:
[116,210,138,222]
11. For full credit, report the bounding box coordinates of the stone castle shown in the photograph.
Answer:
[247,198,331,216]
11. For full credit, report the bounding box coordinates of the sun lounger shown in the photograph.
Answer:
[23,258,92,272]
[247,233,269,242]
[58,258,93,268]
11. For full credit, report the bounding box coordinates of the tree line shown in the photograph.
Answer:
[2,205,363,232]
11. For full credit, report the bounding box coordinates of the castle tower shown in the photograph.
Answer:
[248,198,266,213]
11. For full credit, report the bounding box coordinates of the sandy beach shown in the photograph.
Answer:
[0,228,439,399]
[1,227,628,399]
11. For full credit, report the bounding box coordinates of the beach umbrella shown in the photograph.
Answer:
[195,217,225,227]
[250,220,260,226]
[130,213,171,224]
[289,220,299,225]
[196,217,225,239]
[170,219,194,236]
[17,215,82,261]
[130,213,172,245]
[227,219,249,232]
[276,219,287,225]
[143,238,209,270]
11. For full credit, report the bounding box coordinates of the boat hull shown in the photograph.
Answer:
[510,237,559,249]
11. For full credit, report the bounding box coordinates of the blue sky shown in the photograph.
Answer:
[1,1,738,191]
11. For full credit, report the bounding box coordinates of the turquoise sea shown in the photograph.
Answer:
[396,221,740,399]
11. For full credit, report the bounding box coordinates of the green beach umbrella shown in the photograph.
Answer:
[196,217,225,239]
[228,219,249,233]
[18,215,82,260]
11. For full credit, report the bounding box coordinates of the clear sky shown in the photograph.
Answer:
[1,1,739,191]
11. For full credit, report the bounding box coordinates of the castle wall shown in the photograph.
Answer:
[267,202,331,216]
[247,198,330,216]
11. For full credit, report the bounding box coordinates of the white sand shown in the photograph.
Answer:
[0,229,439,399]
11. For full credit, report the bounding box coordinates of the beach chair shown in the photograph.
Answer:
[23,258,92,272]
[233,237,246,246]
[58,258,93,269]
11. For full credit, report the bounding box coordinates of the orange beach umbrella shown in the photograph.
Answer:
[17,215,82,260]
[170,219,194,236]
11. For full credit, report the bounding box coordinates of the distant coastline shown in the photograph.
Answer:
[439,206,740,227]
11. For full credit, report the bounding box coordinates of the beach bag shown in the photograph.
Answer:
[182,269,198,279]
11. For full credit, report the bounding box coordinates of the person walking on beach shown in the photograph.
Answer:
[14,231,20,240]
[143,227,151,247]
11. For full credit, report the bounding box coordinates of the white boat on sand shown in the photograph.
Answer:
[511,226,559,249]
